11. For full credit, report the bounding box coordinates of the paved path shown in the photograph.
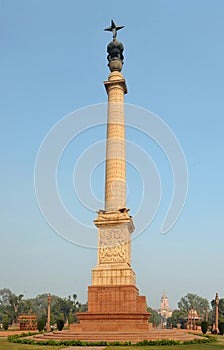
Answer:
[0,330,33,337]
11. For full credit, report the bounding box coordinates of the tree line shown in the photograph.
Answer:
[168,293,224,328]
[1,289,224,330]
[147,293,224,328]
[0,288,87,327]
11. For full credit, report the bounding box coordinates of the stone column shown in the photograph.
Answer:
[215,292,219,334]
[46,293,51,332]
[104,71,127,211]
[71,21,150,334]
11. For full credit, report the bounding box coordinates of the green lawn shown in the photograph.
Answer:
[107,338,224,350]
[0,337,63,350]
[1,336,224,350]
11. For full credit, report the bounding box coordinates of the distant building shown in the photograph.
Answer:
[157,291,173,326]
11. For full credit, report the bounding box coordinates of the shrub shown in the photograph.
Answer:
[37,319,45,332]
[7,331,217,346]
[3,321,9,330]
[56,319,64,331]
[201,320,209,334]
[219,321,224,335]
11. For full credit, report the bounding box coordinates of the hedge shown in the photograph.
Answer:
[7,332,217,347]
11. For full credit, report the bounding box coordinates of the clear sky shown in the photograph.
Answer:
[1,0,224,310]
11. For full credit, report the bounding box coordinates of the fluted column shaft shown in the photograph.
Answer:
[104,71,127,211]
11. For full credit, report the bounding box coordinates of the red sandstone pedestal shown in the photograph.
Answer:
[70,285,150,333]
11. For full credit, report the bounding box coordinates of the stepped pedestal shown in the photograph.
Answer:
[70,285,150,332]
[70,210,150,333]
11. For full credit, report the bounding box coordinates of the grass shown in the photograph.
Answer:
[106,338,224,350]
[0,337,63,350]
[1,335,224,350]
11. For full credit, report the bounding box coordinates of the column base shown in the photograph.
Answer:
[70,313,150,332]
[70,285,150,333]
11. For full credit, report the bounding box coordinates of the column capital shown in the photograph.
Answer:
[94,208,134,231]
[104,79,127,95]
[104,71,127,94]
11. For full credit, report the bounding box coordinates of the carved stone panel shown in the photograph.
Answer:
[98,224,131,264]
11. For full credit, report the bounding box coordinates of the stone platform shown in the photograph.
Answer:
[32,329,203,343]
[70,313,150,333]
[70,284,150,333]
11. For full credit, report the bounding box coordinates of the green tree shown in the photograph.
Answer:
[2,315,9,330]
[147,307,161,327]
[211,298,224,324]
[219,322,224,335]
[178,293,209,317]
[56,319,64,331]
[167,309,186,328]
[28,294,48,320]
[0,288,87,327]
[0,288,13,323]
[79,303,88,312]
[3,321,9,330]
[201,320,208,334]
[37,319,45,332]
[0,288,24,324]
[19,299,33,314]
[53,294,83,324]
[9,293,24,322]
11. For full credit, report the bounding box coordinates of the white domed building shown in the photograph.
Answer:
[158,291,173,327]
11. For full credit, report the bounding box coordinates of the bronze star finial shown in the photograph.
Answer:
[104,20,124,40]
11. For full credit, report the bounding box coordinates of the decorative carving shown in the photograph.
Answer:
[99,227,129,263]
[100,244,125,263]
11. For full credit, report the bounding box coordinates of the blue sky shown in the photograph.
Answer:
[1,0,224,309]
